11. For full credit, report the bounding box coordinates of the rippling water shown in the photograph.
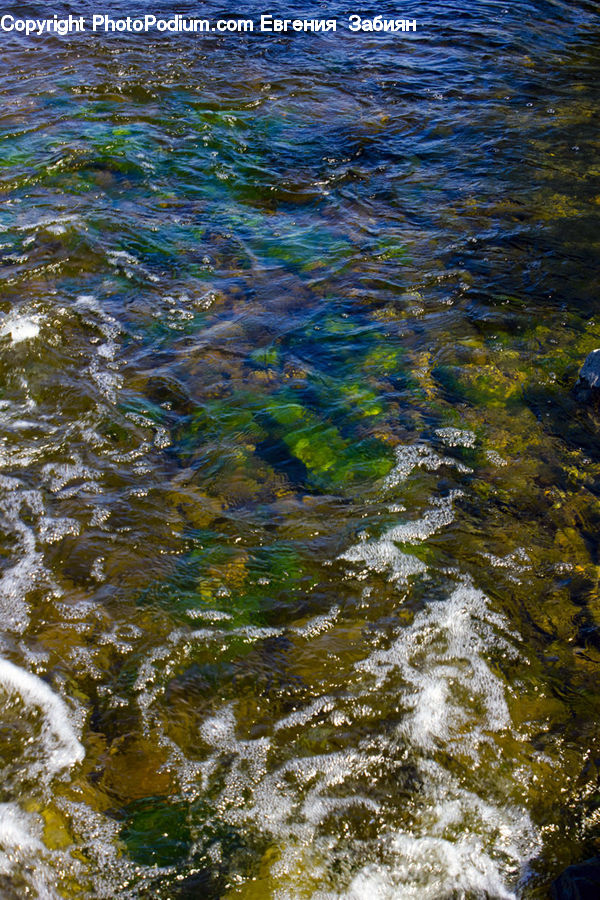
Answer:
[2,1,600,896]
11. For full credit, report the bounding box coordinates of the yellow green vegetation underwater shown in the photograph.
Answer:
[2,1,600,897]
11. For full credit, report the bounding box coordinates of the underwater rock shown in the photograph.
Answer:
[551,857,600,899]
[578,350,600,389]
[170,867,222,899]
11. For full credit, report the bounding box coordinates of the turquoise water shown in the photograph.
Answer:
[1,2,600,896]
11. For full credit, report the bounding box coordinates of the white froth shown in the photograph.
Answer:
[1,314,40,344]
[61,798,144,897]
[0,804,58,900]
[41,460,100,495]
[153,426,172,448]
[435,427,476,448]
[75,294,123,402]
[107,249,140,267]
[185,608,233,622]
[386,493,457,543]
[183,552,535,896]
[107,249,158,281]
[38,516,80,544]
[13,213,80,235]
[133,438,538,899]
[292,605,340,638]
[163,581,538,898]
[357,582,512,754]
[335,754,539,900]
[384,443,471,489]
[344,833,518,900]
[274,695,336,732]
[0,803,43,854]
[199,705,271,800]
[341,535,426,583]
[485,548,530,581]
[340,495,456,584]
[0,658,84,774]
[0,476,46,633]
[96,342,114,359]
[486,449,508,467]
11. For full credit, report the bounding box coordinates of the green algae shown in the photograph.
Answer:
[261,393,394,487]
[138,532,324,630]
[121,797,192,867]
[434,360,527,408]
[252,229,355,272]
[363,344,405,376]
[249,345,281,369]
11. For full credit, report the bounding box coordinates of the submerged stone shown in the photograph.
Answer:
[121,797,192,867]
[551,857,600,899]
[170,867,222,899]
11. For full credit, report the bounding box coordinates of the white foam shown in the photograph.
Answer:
[340,535,426,583]
[41,460,99,495]
[340,494,456,584]
[127,441,538,898]
[107,249,140,267]
[107,249,158,281]
[38,516,80,544]
[331,750,539,900]
[292,605,340,638]
[163,600,536,898]
[0,803,43,855]
[173,554,536,898]
[185,608,233,622]
[1,314,40,343]
[385,494,457,543]
[11,213,81,235]
[485,548,530,581]
[61,798,145,898]
[357,582,513,754]
[435,427,476,448]
[486,449,508,467]
[153,426,171,448]
[75,294,123,402]
[0,658,84,774]
[199,705,271,795]
[0,476,46,633]
[344,831,521,900]
[274,695,336,732]
[384,443,471,489]
[0,804,59,900]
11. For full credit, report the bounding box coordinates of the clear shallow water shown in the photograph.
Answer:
[1,1,600,896]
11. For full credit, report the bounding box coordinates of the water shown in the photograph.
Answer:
[1,0,600,895]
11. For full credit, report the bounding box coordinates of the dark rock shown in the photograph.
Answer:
[579,350,600,389]
[551,857,600,899]
[170,867,222,899]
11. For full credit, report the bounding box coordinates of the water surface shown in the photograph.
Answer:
[1,1,600,896]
